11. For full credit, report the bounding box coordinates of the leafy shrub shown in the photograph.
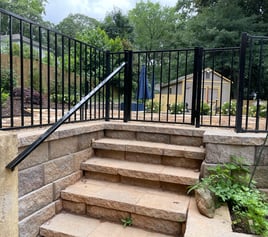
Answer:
[170,103,185,114]
[189,156,268,236]
[1,88,9,105]
[13,88,41,105]
[51,93,78,105]
[221,101,237,115]
[249,103,267,118]
[145,100,160,113]
[0,67,17,92]
[200,102,211,115]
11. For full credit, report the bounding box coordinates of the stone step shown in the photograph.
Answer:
[81,157,199,192]
[93,138,205,169]
[40,212,175,237]
[60,179,190,235]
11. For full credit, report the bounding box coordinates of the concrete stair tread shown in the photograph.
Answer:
[82,157,199,185]
[61,179,190,222]
[93,138,205,160]
[40,212,174,237]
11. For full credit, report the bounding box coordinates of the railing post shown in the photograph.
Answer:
[192,47,203,127]
[124,50,133,122]
[105,50,111,121]
[236,32,248,132]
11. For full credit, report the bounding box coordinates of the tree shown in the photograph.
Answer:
[176,0,261,48]
[76,27,125,90]
[56,13,99,38]
[101,8,134,49]
[0,0,47,23]
[77,27,124,52]
[129,1,179,51]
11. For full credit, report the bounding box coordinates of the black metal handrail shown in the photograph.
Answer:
[6,62,126,171]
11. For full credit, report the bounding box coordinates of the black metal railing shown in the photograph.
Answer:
[236,33,268,132]
[0,8,122,129]
[6,62,126,170]
[1,9,268,133]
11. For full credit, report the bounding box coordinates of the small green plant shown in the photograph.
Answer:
[1,88,9,105]
[121,216,132,227]
[145,100,160,113]
[188,156,268,236]
[249,103,267,117]
[200,102,211,115]
[51,93,79,105]
[0,67,18,92]
[221,101,237,115]
[170,102,185,114]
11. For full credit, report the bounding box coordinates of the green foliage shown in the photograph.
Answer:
[101,8,134,50]
[170,102,185,114]
[0,0,47,24]
[56,13,99,37]
[221,101,237,115]
[249,103,267,118]
[200,102,210,115]
[145,100,160,113]
[121,217,132,227]
[50,93,78,106]
[129,1,180,50]
[188,156,268,236]
[77,27,124,52]
[0,67,17,92]
[176,0,266,48]
[1,88,9,105]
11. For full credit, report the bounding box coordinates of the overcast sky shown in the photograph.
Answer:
[44,0,178,24]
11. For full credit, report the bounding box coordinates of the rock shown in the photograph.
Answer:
[195,188,215,218]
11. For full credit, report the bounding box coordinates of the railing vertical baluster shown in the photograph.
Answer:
[192,47,203,127]
[61,36,65,117]
[105,50,111,121]
[84,45,88,120]
[29,23,34,125]
[47,29,51,124]
[9,15,14,127]
[236,32,248,132]
[67,38,71,118]
[255,39,264,131]
[123,50,133,122]
[38,26,43,125]
[73,41,77,120]
[54,33,58,122]
[19,19,24,127]
[0,13,1,127]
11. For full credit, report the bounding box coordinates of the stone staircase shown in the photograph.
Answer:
[40,126,205,237]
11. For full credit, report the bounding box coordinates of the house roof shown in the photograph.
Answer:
[0,34,48,51]
[161,68,231,88]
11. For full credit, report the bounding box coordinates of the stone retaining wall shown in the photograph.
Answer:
[202,129,268,188]
[3,121,268,237]
[17,122,105,237]
[0,132,18,237]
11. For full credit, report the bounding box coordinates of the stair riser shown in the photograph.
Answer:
[62,200,183,236]
[84,171,189,193]
[104,130,203,147]
[94,149,203,169]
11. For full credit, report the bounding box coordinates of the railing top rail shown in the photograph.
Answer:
[0,8,104,52]
[6,62,126,171]
[131,48,196,54]
[247,34,268,40]
[204,47,240,52]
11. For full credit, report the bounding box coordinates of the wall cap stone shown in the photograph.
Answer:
[204,129,267,146]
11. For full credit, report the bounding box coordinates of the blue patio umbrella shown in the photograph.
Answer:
[137,65,154,99]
